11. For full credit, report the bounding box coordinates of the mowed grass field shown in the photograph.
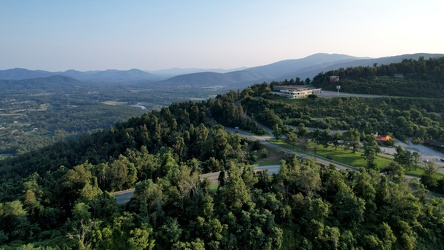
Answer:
[102,101,128,106]
[268,139,444,178]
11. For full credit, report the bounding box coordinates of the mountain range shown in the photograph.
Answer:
[1,53,443,89]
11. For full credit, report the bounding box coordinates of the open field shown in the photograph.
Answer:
[102,101,128,106]
[189,98,208,101]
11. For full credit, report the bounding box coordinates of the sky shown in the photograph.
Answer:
[1,0,444,71]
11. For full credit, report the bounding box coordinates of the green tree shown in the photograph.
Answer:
[220,163,251,211]
[394,146,413,171]
[128,224,155,250]
[273,124,282,140]
[386,162,404,181]
[362,135,381,170]
[0,200,29,241]
[343,128,360,153]
[421,161,438,189]
[286,131,298,148]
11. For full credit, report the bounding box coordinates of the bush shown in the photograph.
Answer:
[260,148,268,158]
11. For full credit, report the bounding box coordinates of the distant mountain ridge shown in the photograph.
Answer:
[147,67,248,77]
[0,75,84,93]
[158,70,269,89]
[1,53,443,89]
[0,68,162,82]
[154,53,444,90]
[245,53,367,79]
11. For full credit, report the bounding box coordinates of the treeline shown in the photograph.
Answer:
[2,154,444,249]
[311,57,444,97]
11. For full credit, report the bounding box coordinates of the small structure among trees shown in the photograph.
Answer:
[329,75,340,83]
[375,133,395,146]
[375,134,391,142]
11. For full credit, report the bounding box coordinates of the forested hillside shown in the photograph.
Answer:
[311,57,444,97]
[241,82,444,192]
[243,83,444,143]
[1,85,444,249]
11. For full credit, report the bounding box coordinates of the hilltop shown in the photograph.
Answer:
[311,56,444,97]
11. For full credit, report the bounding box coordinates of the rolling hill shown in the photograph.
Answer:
[157,70,269,90]
[152,53,444,90]
[244,53,366,79]
[282,53,444,81]
[2,53,444,90]
[0,75,85,93]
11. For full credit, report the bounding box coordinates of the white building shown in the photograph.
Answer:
[273,85,322,99]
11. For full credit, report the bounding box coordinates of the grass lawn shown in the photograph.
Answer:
[209,183,219,191]
[270,139,393,169]
[189,98,207,101]
[102,101,128,106]
[404,167,426,178]
[257,144,285,166]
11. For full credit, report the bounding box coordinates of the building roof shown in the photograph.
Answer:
[375,135,391,142]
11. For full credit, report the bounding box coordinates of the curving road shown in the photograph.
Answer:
[227,127,352,171]
[115,127,424,204]
[115,164,281,204]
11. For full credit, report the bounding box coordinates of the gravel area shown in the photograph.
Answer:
[381,138,444,167]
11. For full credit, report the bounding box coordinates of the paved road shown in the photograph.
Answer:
[114,189,136,204]
[115,128,356,204]
[115,164,281,204]
[318,90,383,99]
[115,127,427,204]
[228,127,352,171]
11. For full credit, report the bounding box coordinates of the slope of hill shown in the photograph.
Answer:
[327,53,444,69]
[65,69,162,82]
[311,56,444,97]
[154,53,444,90]
[3,53,444,90]
[288,53,444,80]
[150,54,365,90]
[157,70,269,90]
[275,53,444,81]
[245,53,366,79]
[147,67,248,77]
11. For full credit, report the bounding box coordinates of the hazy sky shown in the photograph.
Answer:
[1,0,443,71]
